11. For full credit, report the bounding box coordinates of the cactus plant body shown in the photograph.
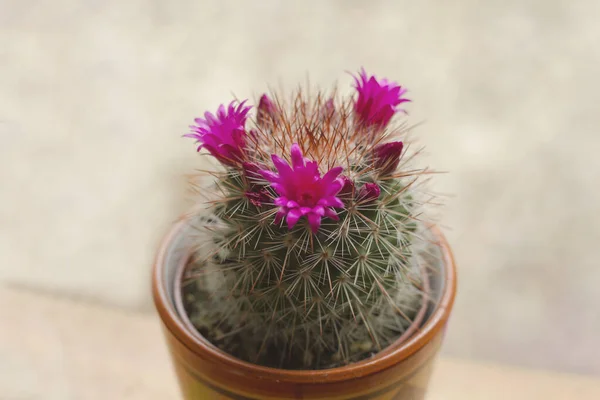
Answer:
[182,69,438,370]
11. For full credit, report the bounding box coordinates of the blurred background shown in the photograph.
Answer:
[1,0,599,398]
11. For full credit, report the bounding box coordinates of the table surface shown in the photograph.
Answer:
[1,287,599,400]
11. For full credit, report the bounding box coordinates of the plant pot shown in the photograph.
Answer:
[153,216,457,400]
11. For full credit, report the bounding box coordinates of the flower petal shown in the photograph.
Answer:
[274,209,286,224]
[271,183,287,196]
[287,208,303,229]
[231,127,247,148]
[274,197,288,207]
[322,166,344,185]
[307,213,322,233]
[324,207,339,221]
[319,196,344,208]
[300,207,312,215]
[259,170,280,183]
[312,205,325,216]
[183,133,201,140]
[290,143,305,169]
[202,144,219,158]
[325,178,344,196]
[304,161,319,177]
[271,154,293,179]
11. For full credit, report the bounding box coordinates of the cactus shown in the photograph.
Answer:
[181,69,437,369]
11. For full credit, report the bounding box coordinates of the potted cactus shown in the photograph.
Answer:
[153,69,456,399]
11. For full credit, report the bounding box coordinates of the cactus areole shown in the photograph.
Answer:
[160,70,453,374]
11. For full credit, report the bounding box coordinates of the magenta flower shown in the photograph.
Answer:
[185,100,252,166]
[260,144,345,233]
[352,69,410,129]
[373,141,404,175]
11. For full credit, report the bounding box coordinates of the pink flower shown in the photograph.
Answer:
[185,100,252,166]
[373,141,404,175]
[352,68,410,129]
[260,144,345,233]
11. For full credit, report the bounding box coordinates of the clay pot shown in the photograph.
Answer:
[153,217,456,399]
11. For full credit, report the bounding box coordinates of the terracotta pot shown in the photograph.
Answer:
[153,217,457,400]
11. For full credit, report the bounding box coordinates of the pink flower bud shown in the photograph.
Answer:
[339,176,355,196]
[358,183,381,203]
[373,141,404,175]
[257,94,277,128]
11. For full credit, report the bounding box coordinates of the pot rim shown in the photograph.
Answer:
[152,217,456,384]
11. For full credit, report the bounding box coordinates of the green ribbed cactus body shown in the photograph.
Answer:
[181,80,438,370]
[184,168,423,369]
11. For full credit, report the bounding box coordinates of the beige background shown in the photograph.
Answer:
[1,0,599,390]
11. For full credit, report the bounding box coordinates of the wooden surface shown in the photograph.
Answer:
[1,287,598,400]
